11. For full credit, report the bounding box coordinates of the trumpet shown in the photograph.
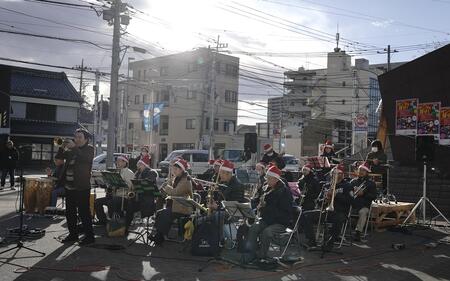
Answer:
[352,181,367,199]
[191,177,227,188]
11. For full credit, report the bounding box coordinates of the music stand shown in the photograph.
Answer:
[221,201,255,248]
[127,180,159,247]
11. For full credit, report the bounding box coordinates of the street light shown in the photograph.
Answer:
[124,57,135,153]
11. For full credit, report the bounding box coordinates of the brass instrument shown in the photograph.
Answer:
[352,181,367,199]
[325,168,339,212]
[127,190,136,199]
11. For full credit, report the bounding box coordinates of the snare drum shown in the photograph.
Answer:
[36,178,54,214]
[24,177,40,213]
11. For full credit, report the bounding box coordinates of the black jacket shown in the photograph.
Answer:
[350,176,377,210]
[332,179,353,214]
[297,173,321,210]
[366,151,387,174]
[62,144,94,191]
[1,147,19,169]
[260,180,293,226]
[261,151,279,165]
[135,167,158,182]
[220,176,245,203]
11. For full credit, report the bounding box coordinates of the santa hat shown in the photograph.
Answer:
[137,159,149,167]
[302,163,313,172]
[214,159,223,166]
[141,146,149,152]
[174,158,189,172]
[358,162,371,173]
[264,143,273,153]
[325,140,333,148]
[208,159,215,165]
[219,160,234,173]
[117,155,129,163]
[266,165,282,180]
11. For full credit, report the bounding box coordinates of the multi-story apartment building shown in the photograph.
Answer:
[119,48,239,163]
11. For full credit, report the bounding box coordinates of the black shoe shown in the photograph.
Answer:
[79,236,95,246]
[61,234,78,243]
[353,231,361,242]
[307,240,317,248]
[10,186,16,191]
[93,221,107,226]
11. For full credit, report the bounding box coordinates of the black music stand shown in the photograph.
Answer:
[127,179,158,247]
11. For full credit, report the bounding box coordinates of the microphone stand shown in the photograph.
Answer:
[0,146,45,258]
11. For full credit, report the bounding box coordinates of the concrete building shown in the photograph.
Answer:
[270,48,405,156]
[119,48,239,164]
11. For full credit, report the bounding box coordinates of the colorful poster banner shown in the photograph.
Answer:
[395,99,418,135]
[417,102,440,137]
[440,107,450,145]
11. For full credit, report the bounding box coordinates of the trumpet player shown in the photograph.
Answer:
[323,164,352,251]
[297,163,321,248]
[350,162,377,242]
[94,155,134,227]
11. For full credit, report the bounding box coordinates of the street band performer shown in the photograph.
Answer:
[60,129,95,245]
[246,165,293,262]
[151,158,193,245]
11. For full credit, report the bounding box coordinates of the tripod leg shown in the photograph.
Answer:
[402,197,425,226]
[425,198,450,225]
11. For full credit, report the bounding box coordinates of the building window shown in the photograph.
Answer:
[158,89,170,104]
[143,69,147,81]
[143,94,148,104]
[214,118,219,132]
[215,62,221,74]
[26,103,56,121]
[225,64,238,77]
[32,143,52,161]
[186,119,196,129]
[138,70,141,81]
[160,66,168,76]
[225,90,237,103]
[172,143,195,150]
[224,119,236,133]
[135,95,140,104]
[205,117,210,130]
[187,89,197,99]
[160,115,169,135]
[129,122,134,129]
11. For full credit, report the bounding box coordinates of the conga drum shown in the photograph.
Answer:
[24,177,39,213]
[36,178,54,214]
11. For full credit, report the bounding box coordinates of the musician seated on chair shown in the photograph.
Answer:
[350,162,377,242]
[94,155,134,226]
[151,158,193,245]
[134,159,159,218]
[199,159,222,182]
[246,165,293,262]
[366,139,388,190]
[323,164,353,251]
[47,149,65,207]
[297,163,321,248]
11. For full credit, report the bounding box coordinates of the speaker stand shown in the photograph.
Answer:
[402,162,450,227]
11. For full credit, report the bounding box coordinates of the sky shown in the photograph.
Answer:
[1,0,449,125]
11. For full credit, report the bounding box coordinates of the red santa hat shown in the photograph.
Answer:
[137,159,149,167]
[219,160,234,173]
[214,159,223,166]
[358,161,371,173]
[266,165,282,180]
[264,143,273,153]
[325,140,333,148]
[302,163,313,172]
[117,155,129,163]
[174,158,189,172]
[208,159,215,165]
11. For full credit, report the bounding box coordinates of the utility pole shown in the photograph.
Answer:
[104,0,128,168]
[351,69,357,155]
[208,35,227,159]
[93,70,100,156]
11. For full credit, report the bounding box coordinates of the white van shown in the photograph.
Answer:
[158,150,209,177]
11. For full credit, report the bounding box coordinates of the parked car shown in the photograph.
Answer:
[282,154,300,172]
[158,149,209,177]
[92,153,131,171]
